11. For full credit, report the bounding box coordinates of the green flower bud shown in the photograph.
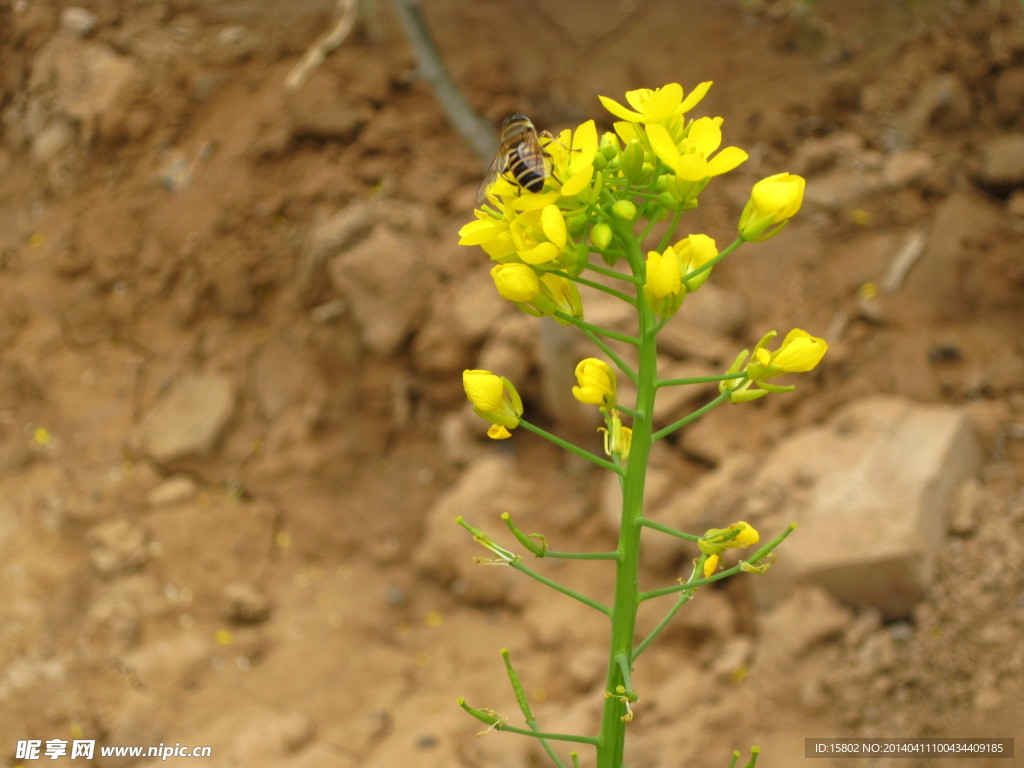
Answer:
[590,222,613,250]
[611,200,637,221]
[621,139,644,181]
[593,152,608,172]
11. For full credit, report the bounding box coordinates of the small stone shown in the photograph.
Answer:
[60,6,98,36]
[137,373,236,463]
[146,475,199,508]
[975,134,1024,191]
[222,582,272,624]
[89,519,149,578]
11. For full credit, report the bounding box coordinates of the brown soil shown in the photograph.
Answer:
[1,1,1023,767]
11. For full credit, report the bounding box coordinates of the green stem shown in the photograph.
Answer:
[518,419,623,474]
[458,699,600,745]
[651,391,729,442]
[556,314,639,346]
[582,261,641,284]
[656,371,747,388]
[576,325,639,385]
[511,559,611,615]
[562,272,637,305]
[639,517,701,541]
[632,558,703,661]
[544,550,620,560]
[595,227,658,768]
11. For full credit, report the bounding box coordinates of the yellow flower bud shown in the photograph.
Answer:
[463,370,523,437]
[749,329,828,379]
[703,554,720,579]
[572,358,617,408]
[738,173,805,242]
[643,247,685,318]
[491,263,540,303]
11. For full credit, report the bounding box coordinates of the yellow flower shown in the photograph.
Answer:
[699,522,760,556]
[738,173,806,242]
[538,273,583,323]
[675,234,718,291]
[463,370,523,439]
[599,82,713,128]
[647,118,748,203]
[572,358,617,409]
[491,263,540,303]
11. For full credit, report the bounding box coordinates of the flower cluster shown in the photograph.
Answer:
[460,82,820,441]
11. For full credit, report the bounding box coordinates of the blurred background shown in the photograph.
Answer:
[0,1,1022,766]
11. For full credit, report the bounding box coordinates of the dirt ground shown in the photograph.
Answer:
[1,1,1023,767]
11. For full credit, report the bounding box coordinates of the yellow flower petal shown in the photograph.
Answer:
[599,94,644,123]
[540,205,567,248]
[559,165,594,198]
[519,241,560,265]
[647,83,683,121]
[706,146,748,176]
[679,81,713,113]
[647,123,681,168]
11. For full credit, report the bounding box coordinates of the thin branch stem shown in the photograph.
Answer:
[511,559,611,615]
[518,419,623,474]
[556,314,640,346]
[639,517,701,542]
[656,371,747,388]
[651,391,730,441]
[575,325,638,385]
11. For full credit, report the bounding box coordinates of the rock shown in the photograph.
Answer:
[747,396,981,619]
[974,133,1024,192]
[326,225,440,356]
[89,519,149,578]
[994,67,1024,124]
[27,36,141,145]
[883,149,935,188]
[137,373,236,463]
[59,7,98,36]
[412,455,530,605]
[286,73,371,142]
[228,710,315,761]
[146,475,199,508]
[122,631,212,690]
[250,341,319,420]
[222,582,272,624]
[411,268,508,374]
[681,282,748,338]
[904,72,972,133]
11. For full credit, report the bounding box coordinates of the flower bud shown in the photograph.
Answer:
[491,263,540,303]
[611,200,637,221]
[590,222,613,251]
[572,358,617,408]
[463,370,524,438]
[738,173,805,242]
[621,139,645,180]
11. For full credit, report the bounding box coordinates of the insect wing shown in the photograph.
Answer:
[477,148,508,203]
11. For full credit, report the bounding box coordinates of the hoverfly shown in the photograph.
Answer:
[477,113,553,202]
